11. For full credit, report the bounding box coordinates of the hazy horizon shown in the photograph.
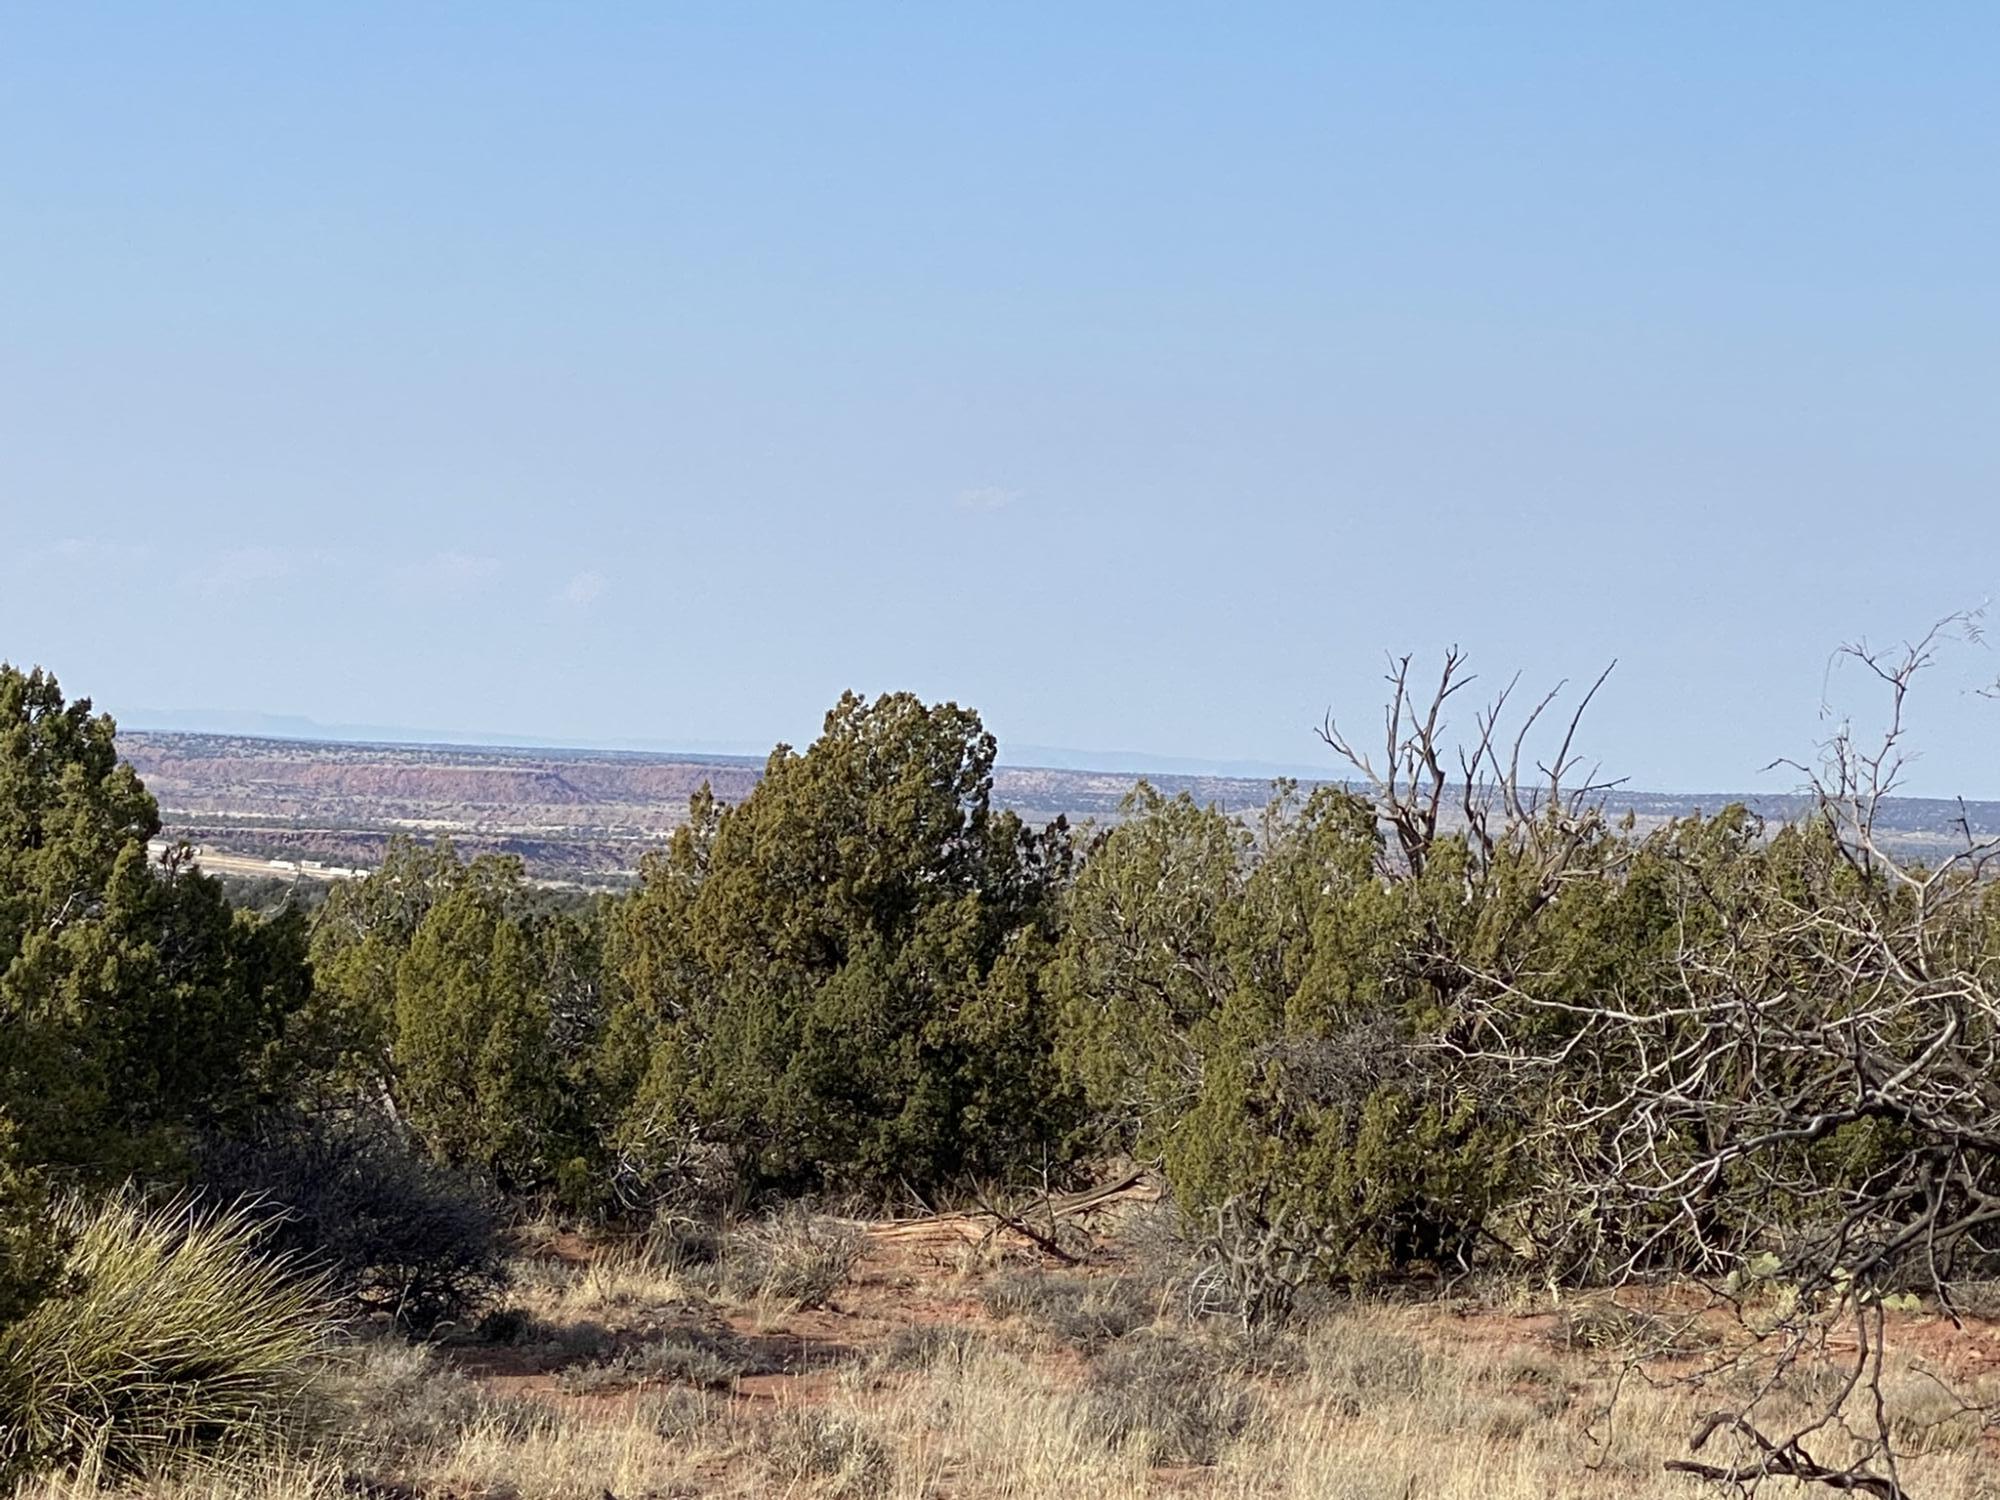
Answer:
[108,698,1997,805]
[115,701,1349,784]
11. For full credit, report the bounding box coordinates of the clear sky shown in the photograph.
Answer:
[4,5,1996,794]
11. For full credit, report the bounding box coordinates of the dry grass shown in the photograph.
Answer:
[1079,1331,1262,1464]
[33,1318,2000,1500]
[555,1330,753,1393]
[12,1453,349,1500]
[502,1207,864,1331]
[416,1404,740,1500]
[798,1304,2000,1500]
[728,1208,868,1312]
[762,1409,895,1498]
[980,1268,1157,1349]
[23,1225,2000,1500]
[314,1343,748,1500]
[512,1236,702,1321]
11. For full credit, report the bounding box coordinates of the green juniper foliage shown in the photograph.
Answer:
[0,1115,55,1326]
[606,691,1078,1196]
[1052,779,1688,1284]
[301,837,609,1201]
[0,666,310,1314]
[6,654,2000,1416]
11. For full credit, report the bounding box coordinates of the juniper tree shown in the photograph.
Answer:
[0,665,309,1311]
[608,692,1077,1197]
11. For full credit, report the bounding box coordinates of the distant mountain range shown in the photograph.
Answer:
[118,729,2000,887]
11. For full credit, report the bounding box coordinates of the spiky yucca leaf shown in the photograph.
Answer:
[0,1195,330,1484]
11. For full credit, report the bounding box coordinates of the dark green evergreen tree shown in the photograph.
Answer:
[608,692,1076,1196]
[0,665,310,1310]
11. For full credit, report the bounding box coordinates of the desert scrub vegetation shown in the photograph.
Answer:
[1078,1331,1262,1465]
[14,642,2000,1494]
[0,1197,328,1486]
[314,1340,491,1462]
[11,1454,352,1500]
[763,1297,2000,1500]
[726,1207,868,1311]
[979,1267,1156,1349]
[8,1218,2000,1500]
[196,1115,508,1337]
[762,1409,896,1499]
[313,1339,563,1472]
[554,1330,752,1394]
[488,1207,864,1337]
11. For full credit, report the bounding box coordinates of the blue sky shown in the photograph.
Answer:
[4,4,1996,793]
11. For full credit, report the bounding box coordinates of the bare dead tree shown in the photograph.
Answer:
[1317,647,1624,903]
[1452,616,2000,1497]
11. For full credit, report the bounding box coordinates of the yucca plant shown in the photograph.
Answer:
[0,1195,331,1485]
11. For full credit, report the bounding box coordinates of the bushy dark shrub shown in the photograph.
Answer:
[1052,781,1623,1291]
[0,667,315,1198]
[197,1115,506,1336]
[605,694,1082,1198]
[0,1116,59,1326]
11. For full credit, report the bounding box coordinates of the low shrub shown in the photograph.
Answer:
[555,1331,750,1394]
[1547,1299,1709,1356]
[565,1231,704,1313]
[635,1386,727,1443]
[625,1333,753,1388]
[0,1196,329,1485]
[1881,1369,1988,1455]
[648,1215,725,1268]
[1176,1198,1341,1329]
[552,1359,633,1395]
[1942,1279,2000,1322]
[473,1308,616,1361]
[979,1269,1153,1348]
[1486,1347,1569,1396]
[1303,1319,1442,1406]
[12,1451,350,1500]
[1195,1320,1308,1378]
[197,1116,506,1336]
[730,1209,865,1310]
[1078,1330,1258,1465]
[321,1339,486,1459]
[322,1339,558,1464]
[873,1322,989,1372]
[761,1408,893,1498]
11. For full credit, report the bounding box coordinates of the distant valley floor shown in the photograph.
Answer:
[121,731,2000,886]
